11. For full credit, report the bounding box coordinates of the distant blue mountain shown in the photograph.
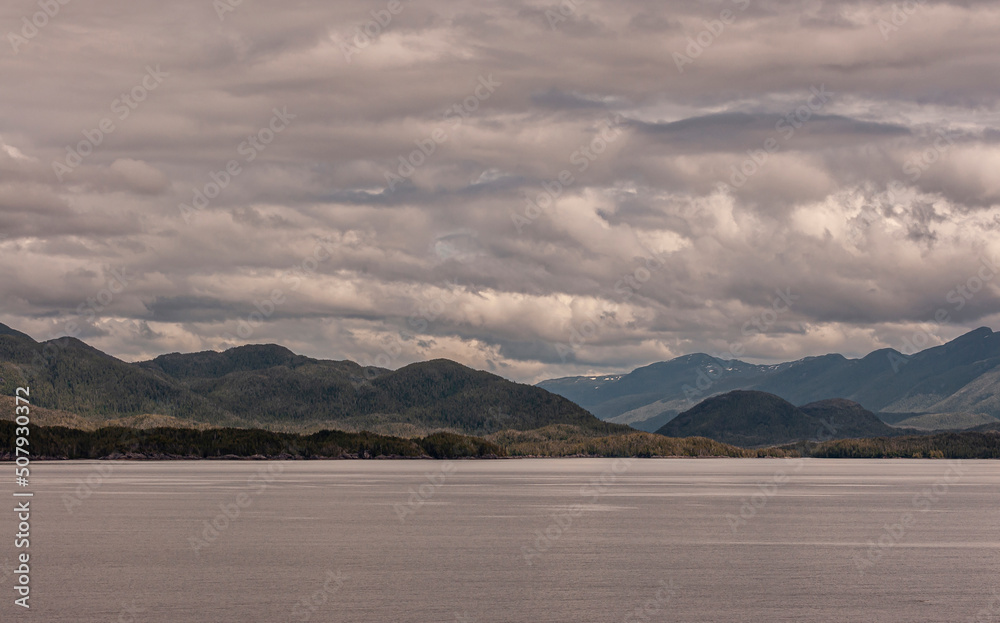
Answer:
[539,327,1000,432]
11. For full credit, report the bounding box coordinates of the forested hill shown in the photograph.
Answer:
[0,324,622,437]
[656,390,914,447]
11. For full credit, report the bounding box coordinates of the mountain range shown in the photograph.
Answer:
[0,323,622,437]
[538,327,1000,432]
[5,322,1000,452]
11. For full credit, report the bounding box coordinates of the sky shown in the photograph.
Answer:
[1,0,999,384]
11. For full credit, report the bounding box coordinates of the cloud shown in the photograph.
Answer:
[107,159,170,194]
[1,0,998,383]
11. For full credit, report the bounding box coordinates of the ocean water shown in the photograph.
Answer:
[3,458,999,622]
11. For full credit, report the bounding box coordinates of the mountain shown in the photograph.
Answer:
[0,324,624,437]
[888,412,1000,431]
[655,391,906,447]
[540,327,1000,431]
[539,355,782,431]
[748,327,1000,414]
[0,324,34,341]
[967,419,1000,433]
[797,398,901,438]
[0,329,233,424]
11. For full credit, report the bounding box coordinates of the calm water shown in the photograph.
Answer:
[3,458,999,622]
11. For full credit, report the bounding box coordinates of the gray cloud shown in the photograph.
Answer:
[1,0,998,383]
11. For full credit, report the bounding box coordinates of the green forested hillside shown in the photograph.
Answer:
[791,432,1000,459]
[797,398,902,437]
[656,391,914,447]
[0,420,793,460]
[655,390,815,446]
[0,420,504,459]
[0,333,233,424]
[488,424,791,457]
[0,325,615,436]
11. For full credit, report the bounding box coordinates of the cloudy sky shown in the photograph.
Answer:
[1,0,999,383]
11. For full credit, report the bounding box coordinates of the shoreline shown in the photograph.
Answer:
[1,454,986,461]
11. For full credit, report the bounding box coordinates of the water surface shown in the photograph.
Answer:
[3,458,999,622]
